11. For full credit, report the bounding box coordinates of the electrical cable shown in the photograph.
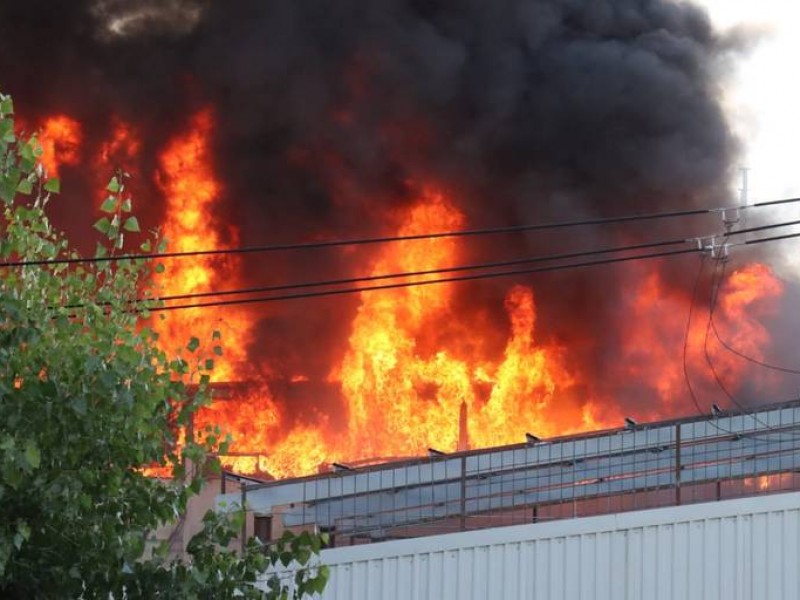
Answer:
[139,218,800,305]
[119,227,800,312]
[142,246,701,313]
[708,224,800,375]
[703,257,744,410]
[4,195,800,269]
[52,218,800,311]
[50,229,800,315]
[680,237,800,442]
[710,316,800,375]
[123,237,690,305]
[701,237,800,440]
[683,254,711,419]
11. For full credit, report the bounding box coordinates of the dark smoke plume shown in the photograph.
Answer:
[0,0,759,417]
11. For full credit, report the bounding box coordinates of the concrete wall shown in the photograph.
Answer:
[298,491,800,600]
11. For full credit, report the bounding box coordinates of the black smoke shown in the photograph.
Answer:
[0,0,758,418]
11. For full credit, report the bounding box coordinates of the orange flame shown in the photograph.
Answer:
[333,189,596,463]
[25,109,790,481]
[153,109,291,475]
[154,108,253,379]
[717,263,782,358]
[38,115,82,177]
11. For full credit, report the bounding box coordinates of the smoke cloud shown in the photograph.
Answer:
[90,0,208,39]
[0,0,763,418]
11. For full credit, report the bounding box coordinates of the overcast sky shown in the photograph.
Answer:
[698,0,800,200]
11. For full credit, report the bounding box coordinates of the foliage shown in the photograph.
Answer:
[130,514,330,600]
[0,92,328,598]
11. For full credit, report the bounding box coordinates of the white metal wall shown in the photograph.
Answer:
[311,492,800,600]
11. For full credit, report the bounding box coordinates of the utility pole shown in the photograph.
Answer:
[739,167,750,236]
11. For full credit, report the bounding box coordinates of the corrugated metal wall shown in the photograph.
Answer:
[311,492,800,600]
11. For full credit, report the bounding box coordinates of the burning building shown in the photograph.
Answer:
[0,0,797,479]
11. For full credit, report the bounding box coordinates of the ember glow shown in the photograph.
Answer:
[16,0,797,480]
[31,111,790,479]
[38,116,81,177]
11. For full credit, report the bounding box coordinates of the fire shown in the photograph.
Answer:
[21,108,792,480]
[618,261,784,418]
[334,189,594,462]
[100,119,141,165]
[153,109,287,474]
[154,108,253,379]
[38,115,81,177]
[716,263,782,358]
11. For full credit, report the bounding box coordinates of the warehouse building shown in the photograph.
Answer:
[218,400,800,599]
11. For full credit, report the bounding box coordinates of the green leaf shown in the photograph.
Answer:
[123,216,140,232]
[16,179,33,195]
[186,337,200,353]
[94,217,111,235]
[106,176,121,193]
[43,177,60,194]
[0,118,15,143]
[121,198,132,213]
[204,358,214,370]
[0,96,14,115]
[99,196,118,214]
[24,441,41,470]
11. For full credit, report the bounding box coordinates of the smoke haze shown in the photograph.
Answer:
[2,0,779,429]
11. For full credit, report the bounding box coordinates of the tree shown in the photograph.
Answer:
[0,92,328,599]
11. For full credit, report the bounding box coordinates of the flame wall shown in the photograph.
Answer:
[1,0,796,477]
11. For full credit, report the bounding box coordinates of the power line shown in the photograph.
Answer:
[682,252,800,441]
[701,256,800,440]
[5,195,800,269]
[682,254,710,419]
[705,245,800,375]
[710,317,800,375]
[132,237,690,305]
[52,217,800,311]
[97,218,800,310]
[53,228,800,314]
[139,246,702,312]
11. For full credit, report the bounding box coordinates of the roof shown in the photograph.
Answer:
[219,399,800,543]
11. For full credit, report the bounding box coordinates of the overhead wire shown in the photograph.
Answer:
[138,246,702,312]
[134,227,791,312]
[51,218,800,312]
[699,230,800,440]
[47,228,800,314]
[682,253,711,419]
[710,316,800,375]
[707,222,800,375]
[111,236,691,306]
[145,218,800,305]
[682,253,800,443]
[3,195,800,269]
[124,222,800,311]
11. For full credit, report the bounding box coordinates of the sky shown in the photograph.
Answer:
[698,0,800,201]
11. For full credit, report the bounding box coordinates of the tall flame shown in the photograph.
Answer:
[334,189,594,462]
[155,109,252,378]
[27,109,792,480]
[153,109,285,473]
